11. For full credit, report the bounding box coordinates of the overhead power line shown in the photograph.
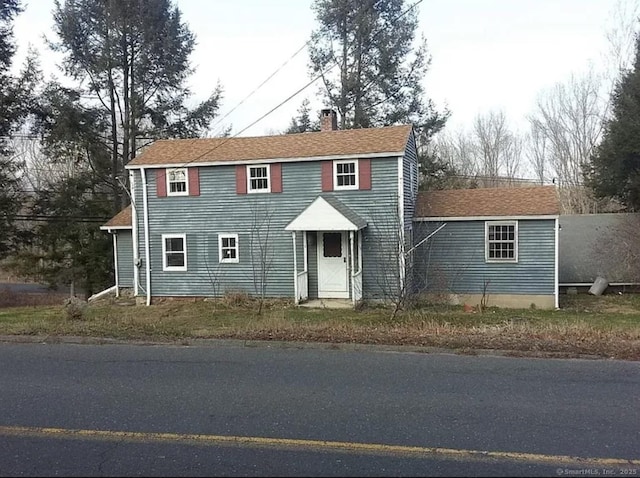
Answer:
[161,0,425,171]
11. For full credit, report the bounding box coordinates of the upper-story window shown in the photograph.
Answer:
[167,168,188,196]
[334,160,359,190]
[248,165,271,193]
[486,221,518,263]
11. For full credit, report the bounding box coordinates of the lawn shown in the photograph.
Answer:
[0,292,639,360]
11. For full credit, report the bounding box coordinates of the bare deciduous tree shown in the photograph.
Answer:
[526,122,548,185]
[528,69,606,213]
[249,204,274,315]
[472,110,524,185]
[430,128,479,180]
[474,110,509,181]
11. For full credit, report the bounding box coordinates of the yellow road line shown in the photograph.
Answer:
[0,425,638,467]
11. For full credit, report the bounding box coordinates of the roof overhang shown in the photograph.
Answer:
[285,196,367,231]
[125,151,404,170]
[100,225,133,232]
[414,215,559,222]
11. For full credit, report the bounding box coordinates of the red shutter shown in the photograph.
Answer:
[236,165,247,194]
[156,169,167,197]
[188,167,200,196]
[271,163,282,193]
[359,159,371,190]
[321,161,333,192]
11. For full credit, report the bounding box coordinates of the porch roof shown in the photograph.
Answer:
[285,196,367,231]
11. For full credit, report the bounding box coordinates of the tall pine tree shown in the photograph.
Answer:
[51,0,223,212]
[0,0,39,257]
[307,0,446,134]
[588,37,640,211]
[296,0,448,188]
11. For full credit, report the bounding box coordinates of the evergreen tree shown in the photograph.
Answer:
[51,0,223,212]
[588,37,640,210]
[13,0,223,292]
[13,83,114,295]
[302,0,448,188]
[0,1,39,257]
[285,99,320,133]
[307,0,446,134]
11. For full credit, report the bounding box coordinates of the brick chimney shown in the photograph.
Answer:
[320,108,338,131]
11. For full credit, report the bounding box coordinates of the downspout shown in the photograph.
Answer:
[130,171,139,297]
[141,168,152,306]
[397,156,405,294]
[112,232,119,298]
[554,216,559,309]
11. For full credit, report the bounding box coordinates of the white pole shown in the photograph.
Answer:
[350,230,355,305]
[292,231,298,304]
[141,168,151,306]
[112,233,119,297]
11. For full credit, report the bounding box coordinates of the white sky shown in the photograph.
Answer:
[12,0,619,137]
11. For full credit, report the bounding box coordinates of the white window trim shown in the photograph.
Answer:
[166,168,189,196]
[162,234,187,271]
[247,164,271,193]
[485,220,518,263]
[219,233,239,263]
[333,160,359,190]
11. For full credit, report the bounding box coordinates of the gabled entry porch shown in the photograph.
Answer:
[285,196,367,307]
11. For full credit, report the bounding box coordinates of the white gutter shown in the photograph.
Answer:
[124,151,406,170]
[560,282,640,287]
[141,168,152,306]
[130,171,139,297]
[415,215,559,222]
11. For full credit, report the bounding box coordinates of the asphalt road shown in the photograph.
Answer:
[0,282,72,295]
[0,341,638,476]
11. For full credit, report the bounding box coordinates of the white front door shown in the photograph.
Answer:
[317,231,349,298]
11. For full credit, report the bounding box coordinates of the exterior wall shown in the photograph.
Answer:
[131,157,401,300]
[402,130,418,233]
[307,232,319,300]
[420,293,555,310]
[115,230,134,288]
[402,130,418,291]
[413,219,556,307]
[559,213,640,285]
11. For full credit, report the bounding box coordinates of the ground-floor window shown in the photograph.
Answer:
[162,234,187,271]
[485,221,518,262]
[219,233,239,263]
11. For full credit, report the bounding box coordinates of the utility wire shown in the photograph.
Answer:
[160,0,425,171]
[208,40,312,135]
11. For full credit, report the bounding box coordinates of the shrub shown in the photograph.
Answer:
[63,296,88,321]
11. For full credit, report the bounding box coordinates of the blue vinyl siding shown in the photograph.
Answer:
[402,130,418,233]
[115,231,134,288]
[132,158,401,299]
[413,219,556,295]
[402,130,418,291]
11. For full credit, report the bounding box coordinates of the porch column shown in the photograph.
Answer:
[303,231,308,274]
[292,231,298,304]
[350,231,355,306]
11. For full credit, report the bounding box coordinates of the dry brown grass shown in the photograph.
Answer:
[0,293,639,360]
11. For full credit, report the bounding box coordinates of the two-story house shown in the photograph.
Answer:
[101,110,418,306]
[102,109,561,309]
